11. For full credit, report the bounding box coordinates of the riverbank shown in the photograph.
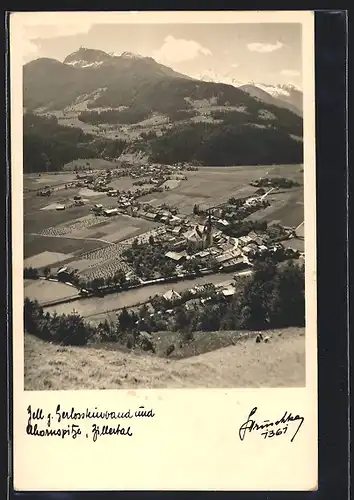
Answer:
[24,327,305,390]
[42,271,250,321]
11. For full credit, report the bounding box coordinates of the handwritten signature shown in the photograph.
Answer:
[239,407,304,442]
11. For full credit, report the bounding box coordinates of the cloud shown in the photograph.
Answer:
[23,39,40,63]
[280,69,301,77]
[247,41,284,53]
[231,63,239,68]
[22,22,95,63]
[152,35,212,63]
[24,22,93,41]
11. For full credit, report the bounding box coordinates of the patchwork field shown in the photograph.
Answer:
[24,279,80,303]
[24,172,78,191]
[66,215,158,241]
[24,234,109,259]
[139,164,303,214]
[246,187,304,228]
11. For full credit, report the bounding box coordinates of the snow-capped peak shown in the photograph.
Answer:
[193,69,245,88]
[120,51,145,59]
[255,82,302,96]
[65,60,104,69]
[63,47,113,67]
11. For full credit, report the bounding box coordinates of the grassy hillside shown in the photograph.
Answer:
[24,327,305,390]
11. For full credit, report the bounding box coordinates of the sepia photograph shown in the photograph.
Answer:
[22,18,306,391]
[11,11,318,492]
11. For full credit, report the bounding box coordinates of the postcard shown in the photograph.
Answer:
[10,10,317,491]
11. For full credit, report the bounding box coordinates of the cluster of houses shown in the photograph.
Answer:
[160,279,238,308]
[208,198,271,223]
[157,218,300,274]
[250,176,300,189]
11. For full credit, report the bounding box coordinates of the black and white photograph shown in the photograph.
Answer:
[11,11,318,492]
[21,16,309,391]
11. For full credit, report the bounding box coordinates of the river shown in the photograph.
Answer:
[43,271,250,322]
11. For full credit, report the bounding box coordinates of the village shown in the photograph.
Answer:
[25,161,304,330]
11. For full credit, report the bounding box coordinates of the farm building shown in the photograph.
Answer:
[165,251,187,263]
[216,219,230,229]
[216,248,242,265]
[239,235,253,246]
[55,266,75,280]
[171,226,183,236]
[143,212,159,221]
[163,289,182,302]
[56,204,66,211]
[103,208,118,217]
[221,285,237,298]
[91,204,103,213]
[221,257,249,272]
[169,216,182,227]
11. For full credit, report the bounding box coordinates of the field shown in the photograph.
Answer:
[138,164,303,215]
[62,158,118,171]
[23,172,78,191]
[24,327,305,390]
[246,188,304,227]
[24,279,80,302]
[24,234,109,260]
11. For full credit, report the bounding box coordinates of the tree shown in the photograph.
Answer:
[91,277,104,291]
[238,259,277,329]
[193,204,200,215]
[113,269,126,286]
[118,307,132,333]
[43,266,51,278]
[24,267,39,280]
[269,262,305,327]
[53,312,93,346]
[174,306,189,332]
[149,235,155,246]
[24,298,43,334]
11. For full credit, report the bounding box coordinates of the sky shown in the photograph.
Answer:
[23,22,302,87]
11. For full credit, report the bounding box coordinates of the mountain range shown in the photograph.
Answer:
[23,47,303,170]
[193,69,302,116]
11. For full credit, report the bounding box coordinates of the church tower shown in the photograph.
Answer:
[203,209,213,248]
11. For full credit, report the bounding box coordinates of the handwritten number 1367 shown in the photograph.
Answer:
[261,426,288,439]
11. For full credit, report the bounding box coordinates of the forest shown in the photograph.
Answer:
[23,113,126,173]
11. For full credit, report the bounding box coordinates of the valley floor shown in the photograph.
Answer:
[24,327,305,390]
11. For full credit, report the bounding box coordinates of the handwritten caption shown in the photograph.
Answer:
[26,404,155,442]
[238,407,305,442]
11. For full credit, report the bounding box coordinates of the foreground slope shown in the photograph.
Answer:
[24,328,305,390]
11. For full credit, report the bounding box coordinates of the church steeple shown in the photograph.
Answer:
[203,209,213,248]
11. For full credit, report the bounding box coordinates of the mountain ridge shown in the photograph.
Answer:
[23,47,304,170]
